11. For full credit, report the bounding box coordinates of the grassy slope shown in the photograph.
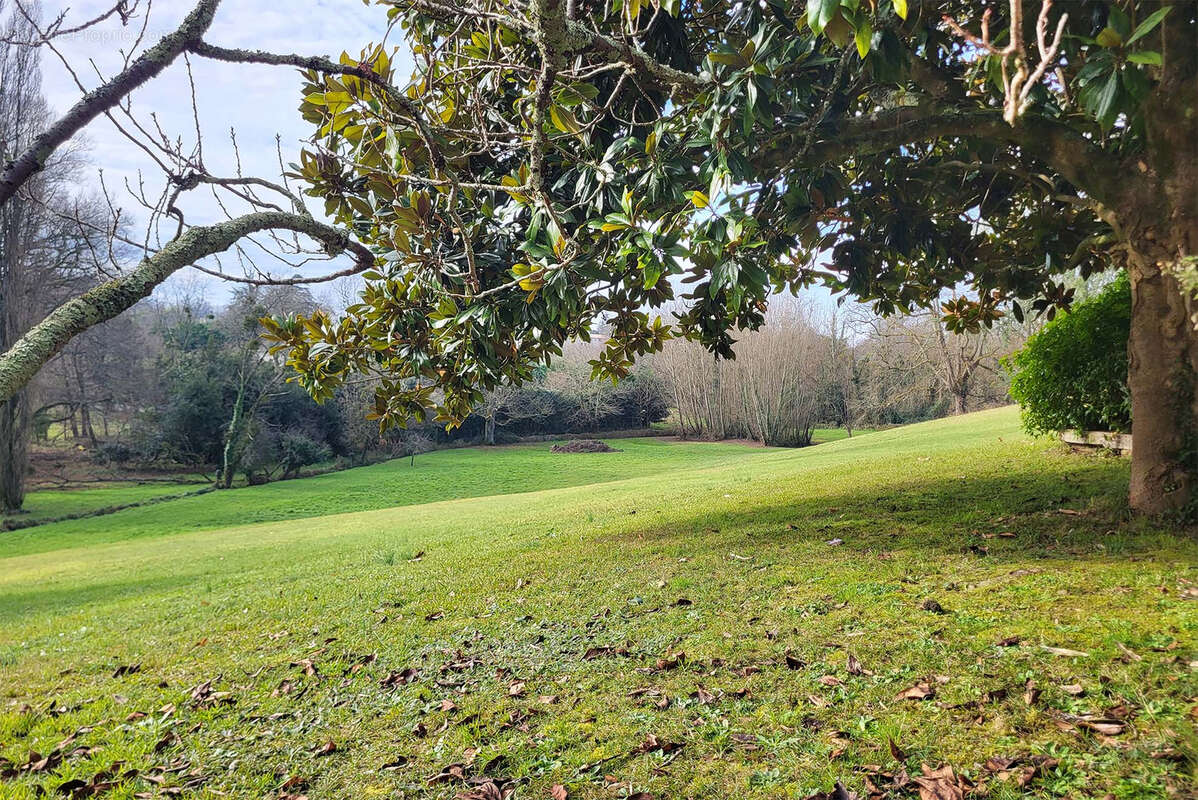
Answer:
[2,482,209,526]
[810,427,875,444]
[0,438,759,558]
[0,408,1194,799]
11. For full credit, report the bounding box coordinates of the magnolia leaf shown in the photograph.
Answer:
[1127,6,1172,45]
[550,106,583,135]
[1127,50,1162,66]
[1095,26,1123,48]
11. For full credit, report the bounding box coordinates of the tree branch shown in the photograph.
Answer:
[0,211,373,403]
[0,0,222,208]
[768,106,1132,211]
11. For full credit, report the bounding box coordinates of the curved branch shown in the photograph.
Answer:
[0,212,374,403]
[0,0,222,208]
[770,107,1133,211]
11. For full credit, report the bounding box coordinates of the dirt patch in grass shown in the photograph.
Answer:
[551,439,622,453]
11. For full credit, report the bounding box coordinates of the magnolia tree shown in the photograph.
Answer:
[261,0,1195,514]
[2,0,1195,514]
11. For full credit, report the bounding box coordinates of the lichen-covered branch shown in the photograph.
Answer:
[0,211,373,403]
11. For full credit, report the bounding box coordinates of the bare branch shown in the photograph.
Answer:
[0,211,373,402]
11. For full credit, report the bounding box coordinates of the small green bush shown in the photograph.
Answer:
[1008,273,1131,435]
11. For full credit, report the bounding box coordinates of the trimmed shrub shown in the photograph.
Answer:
[1007,273,1131,435]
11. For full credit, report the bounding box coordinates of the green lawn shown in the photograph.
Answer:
[0,438,759,557]
[0,407,1194,799]
[810,427,875,444]
[2,481,209,527]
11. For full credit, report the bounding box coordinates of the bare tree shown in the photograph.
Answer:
[656,301,821,446]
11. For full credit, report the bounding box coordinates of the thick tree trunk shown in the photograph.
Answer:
[484,414,496,445]
[950,392,967,416]
[0,389,28,511]
[1127,257,1198,516]
[1126,44,1198,516]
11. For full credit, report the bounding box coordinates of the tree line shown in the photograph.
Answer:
[8,286,1027,509]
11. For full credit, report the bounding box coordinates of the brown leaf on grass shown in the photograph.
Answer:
[154,730,180,753]
[454,779,512,799]
[819,675,844,687]
[785,652,806,670]
[691,685,717,704]
[550,785,568,800]
[983,754,1059,787]
[313,741,338,757]
[188,680,234,709]
[380,667,421,688]
[538,695,558,705]
[508,681,526,697]
[1061,683,1085,697]
[847,654,870,676]
[919,599,946,614]
[912,764,965,800]
[440,699,459,712]
[1022,679,1041,706]
[408,551,425,562]
[380,756,409,771]
[1059,714,1127,735]
[291,659,319,676]
[654,651,685,671]
[896,682,935,701]
[1115,642,1143,662]
[995,636,1022,647]
[412,722,428,738]
[425,611,445,622]
[674,598,692,607]
[582,645,629,660]
[1041,645,1089,658]
[112,663,141,678]
[633,735,685,755]
[273,679,295,697]
[730,732,759,751]
[888,738,907,762]
[347,653,377,674]
[428,763,469,784]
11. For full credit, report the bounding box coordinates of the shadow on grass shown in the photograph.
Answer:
[613,454,1189,558]
[1,452,1188,629]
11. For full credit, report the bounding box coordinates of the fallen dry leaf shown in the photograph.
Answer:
[550,785,568,800]
[896,681,936,701]
[912,764,965,800]
[633,734,685,756]
[1041,645,1089,658]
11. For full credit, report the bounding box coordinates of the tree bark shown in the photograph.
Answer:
[0,390,28,511]
[1127,253,1198,516]
[1124,42,1198,516]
